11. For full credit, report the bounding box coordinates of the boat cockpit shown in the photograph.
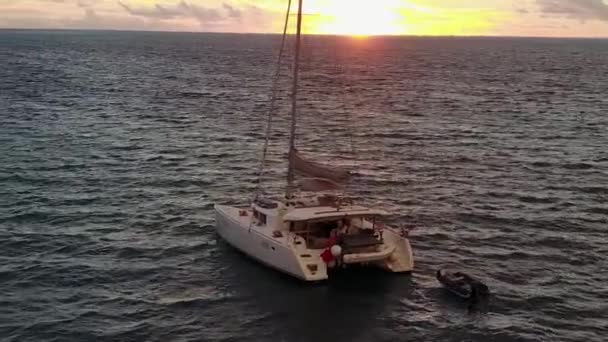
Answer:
[287,213,385,251]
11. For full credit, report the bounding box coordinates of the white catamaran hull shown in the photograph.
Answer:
[215,205,328,281]
[215,204,414,282]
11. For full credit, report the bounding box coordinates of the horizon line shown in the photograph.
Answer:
[1,27,607,40]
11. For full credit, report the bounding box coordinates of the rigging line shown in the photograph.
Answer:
[286,0,304,199]
[253,0,293,202]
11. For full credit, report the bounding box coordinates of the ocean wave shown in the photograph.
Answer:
[1,32,606,342]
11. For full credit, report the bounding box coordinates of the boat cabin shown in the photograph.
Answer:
[284,206,388,250]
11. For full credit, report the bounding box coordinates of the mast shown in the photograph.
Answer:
[286,0,304,199]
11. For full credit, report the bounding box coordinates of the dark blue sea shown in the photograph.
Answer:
[1,30,607,342]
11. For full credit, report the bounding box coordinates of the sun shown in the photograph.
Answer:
[303,0,409,36]
[292,0,505,37]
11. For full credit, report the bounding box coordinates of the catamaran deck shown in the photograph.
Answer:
[283,206,387,221]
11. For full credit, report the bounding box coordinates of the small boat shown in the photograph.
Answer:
[436,269,489,299]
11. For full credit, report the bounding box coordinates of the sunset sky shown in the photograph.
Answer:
[2,0,608,37]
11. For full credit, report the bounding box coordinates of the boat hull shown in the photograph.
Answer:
[214,204,415,281]
[377,228,414,273]
[214,205,328,281]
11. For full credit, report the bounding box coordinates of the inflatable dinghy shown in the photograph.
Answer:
[436,269,489,300]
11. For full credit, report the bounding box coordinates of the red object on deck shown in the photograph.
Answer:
[321,248,334,263]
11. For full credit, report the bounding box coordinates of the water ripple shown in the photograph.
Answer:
[1,32,607,342]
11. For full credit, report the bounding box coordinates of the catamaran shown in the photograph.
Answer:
[214,0,414,281]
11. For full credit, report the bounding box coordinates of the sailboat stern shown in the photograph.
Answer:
[342,245,395,264]
[376,229,415,273]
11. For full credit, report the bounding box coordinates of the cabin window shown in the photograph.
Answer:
[308,220,340,238]
[291,222,307,232]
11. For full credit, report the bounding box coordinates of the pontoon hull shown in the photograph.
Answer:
[214,204,414,281]
[214,205,328,281]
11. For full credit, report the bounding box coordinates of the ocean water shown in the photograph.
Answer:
[1,30,607,341]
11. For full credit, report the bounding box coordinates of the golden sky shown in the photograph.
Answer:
[297,0,506,36]
[1,0,608,37]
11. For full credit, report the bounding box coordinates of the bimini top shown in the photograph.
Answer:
[283,206,388,222]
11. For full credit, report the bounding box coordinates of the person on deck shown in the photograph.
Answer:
[338,219,351,235]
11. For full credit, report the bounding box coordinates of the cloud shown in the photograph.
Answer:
[77,0,97,6]
[118,1,187,20]
[537,0,608,21]
[3,0,606,36]
[222,2,241,19]
[117,1,243,25]
[61,10,165,31]
[0,0,278,32]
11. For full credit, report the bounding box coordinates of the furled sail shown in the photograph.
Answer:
[290,149,350,191]
[299,177,342,192]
